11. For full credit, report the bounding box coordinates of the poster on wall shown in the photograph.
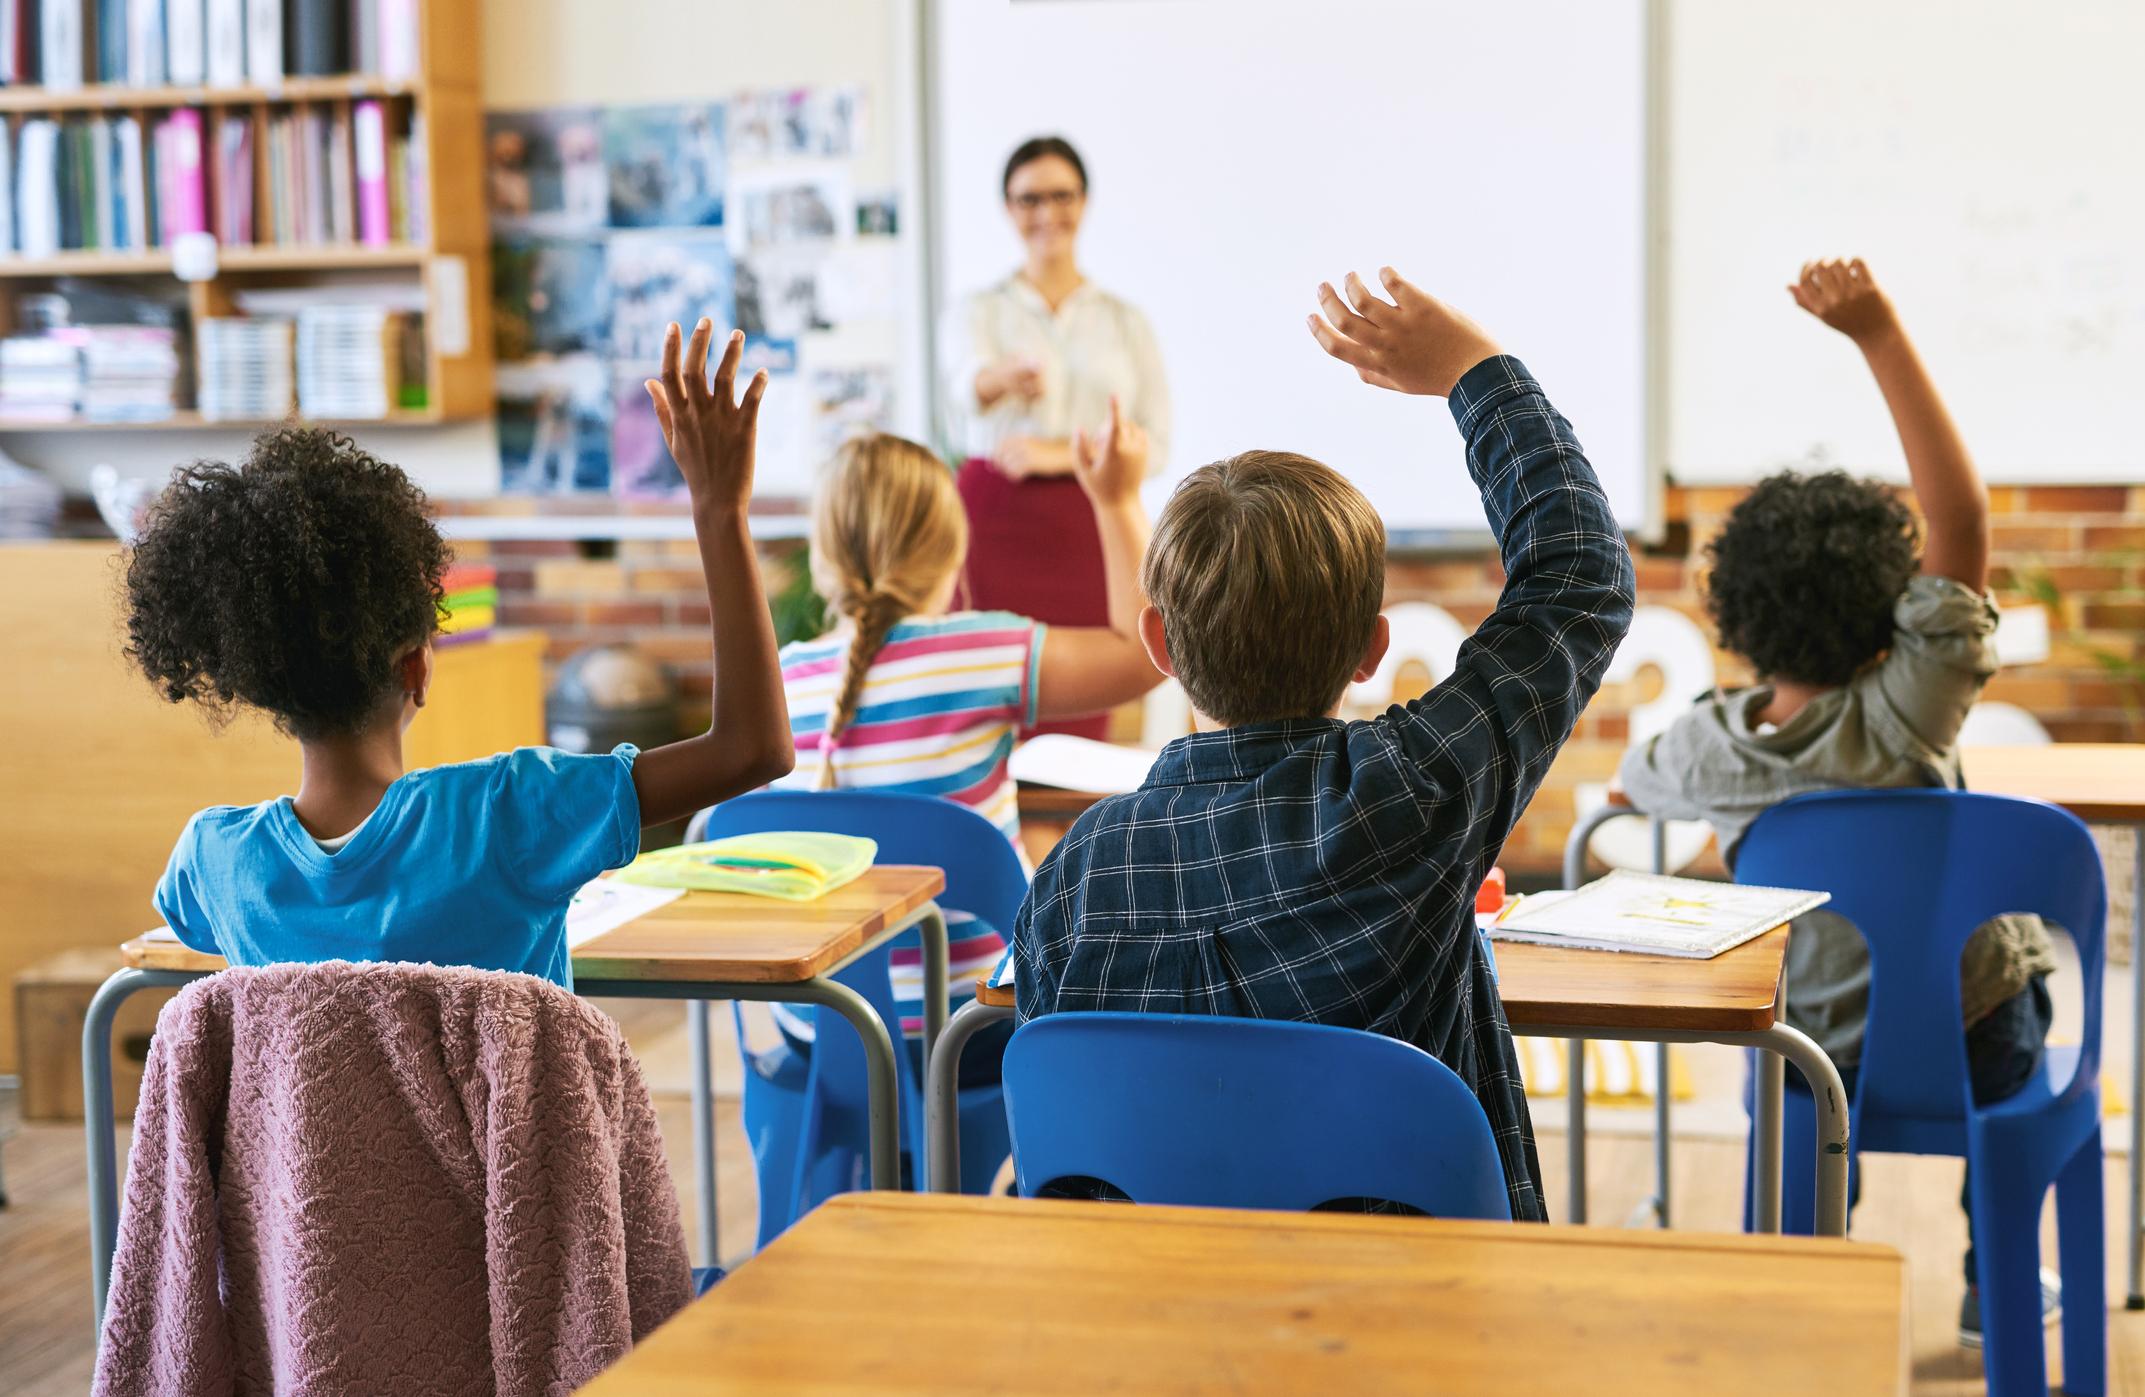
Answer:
[484,86,898,501]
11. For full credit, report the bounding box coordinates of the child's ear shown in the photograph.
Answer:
[1137,605,1176,678]
[402,641,435,710]
[1351,613,1392,684]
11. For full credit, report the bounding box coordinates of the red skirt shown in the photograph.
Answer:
[956,457,1112,741]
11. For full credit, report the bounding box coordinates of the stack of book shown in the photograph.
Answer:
[0,1,423,91]
[65,323,180,420]
[0,335,81,419]
[437,561,495,645]
[194,314,292,420]
[295,302,399,417]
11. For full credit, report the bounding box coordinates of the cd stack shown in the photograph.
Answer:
[196,317,296,422]
[296,306,401,420]
[0,337,81,421]
[63,327,181,423]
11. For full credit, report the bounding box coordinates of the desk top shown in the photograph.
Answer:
[579,1192,1907,1396]
[120,865,946,986]
[978,924,1789,1035]
[1962,743,2145,823]
[1015,782,1111,819]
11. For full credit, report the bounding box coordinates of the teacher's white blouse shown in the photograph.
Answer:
[941,277,1171,475]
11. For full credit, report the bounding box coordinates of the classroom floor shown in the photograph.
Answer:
[5,998,2144,1396]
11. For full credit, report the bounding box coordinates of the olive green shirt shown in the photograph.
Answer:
[1618,575,2058,1068]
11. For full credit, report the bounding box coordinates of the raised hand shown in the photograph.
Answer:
[1071,394,1148,507]
[645,319,768,515]
[1788,258,1898,344]
[1306,267,1502,398]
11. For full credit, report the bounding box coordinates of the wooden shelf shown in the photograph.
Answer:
[0,245,429,278]
[0,76,419,114]
[0,408,443,432]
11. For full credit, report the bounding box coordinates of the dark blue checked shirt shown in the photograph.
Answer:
[1013,356,1636,1222]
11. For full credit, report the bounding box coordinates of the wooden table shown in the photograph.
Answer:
[1962,743,2145,1308]
[934,924,1850,1237]
[578,1193,1910,1396]
[82,867,948,1327]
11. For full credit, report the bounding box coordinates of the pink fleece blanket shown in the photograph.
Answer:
[93,962,692,1396]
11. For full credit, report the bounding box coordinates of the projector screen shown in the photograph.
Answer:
[930,0,1653,538]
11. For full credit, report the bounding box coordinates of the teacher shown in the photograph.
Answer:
[943,135,1171,740]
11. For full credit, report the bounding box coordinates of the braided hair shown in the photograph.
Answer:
[806,433,969,789]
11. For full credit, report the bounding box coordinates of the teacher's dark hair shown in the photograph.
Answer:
[1002,136,1088,199]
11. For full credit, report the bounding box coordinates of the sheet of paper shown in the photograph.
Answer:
[1490,870,1827,958]
[567,878,685,949]
[1009,734,1159,795]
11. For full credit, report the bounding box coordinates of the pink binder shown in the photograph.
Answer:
[354,100,391,246]
[161,110,209,238]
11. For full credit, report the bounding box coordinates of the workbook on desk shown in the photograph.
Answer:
[1009,734,1159,795]
[1489,870,1828,959]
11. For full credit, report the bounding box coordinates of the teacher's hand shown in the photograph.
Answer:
[976,356,1046,410]
[1072,396,1148,507]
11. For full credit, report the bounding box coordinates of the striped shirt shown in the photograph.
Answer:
[770,610,1046,1039]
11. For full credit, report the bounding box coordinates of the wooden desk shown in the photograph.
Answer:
[85,868,949,1326]
[937,926,1847,1238]
[0,540,544,1072]
[1962,742,2145,1307]
[580,1193,1910,1396]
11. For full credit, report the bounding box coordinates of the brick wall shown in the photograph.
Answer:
[445,482,2145,875]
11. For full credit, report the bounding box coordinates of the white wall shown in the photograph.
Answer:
[15,0,905,499]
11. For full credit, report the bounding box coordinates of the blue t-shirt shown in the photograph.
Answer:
[153,745,642,990]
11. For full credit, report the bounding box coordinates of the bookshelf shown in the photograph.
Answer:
[0,0,492,429]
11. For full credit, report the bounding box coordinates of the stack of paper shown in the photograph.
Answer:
[195,316,294,422]
[1008,734,1159,795]
[296,305,400,419]
[1487,870,1829,959]
[0,336,79,420]
[0,449,62,539]
[62,325,180,422]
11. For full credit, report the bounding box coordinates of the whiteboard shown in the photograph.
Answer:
[930,0,1652,537]
[1669,0,2145,483]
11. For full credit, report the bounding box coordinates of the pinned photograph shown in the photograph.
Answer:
[810,364,895,458]
[605,104,726,229]
[498,355,613,494]
[855,192,898,237]
[728,86,864,162]
[733,251,832,341]
[726,163,854,256]
[611,367,683,500]
[485,109,607,235]
[605,232,735,364]
[492,237,609,359]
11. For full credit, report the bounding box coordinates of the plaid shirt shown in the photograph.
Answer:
[1013,356,1636,1221]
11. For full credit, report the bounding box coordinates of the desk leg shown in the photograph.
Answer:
[83,968,202,1334]
[1566,1039,1587,1225]
[1752,1045,1784,1234]
[918,906,950,1083]
[1652,1041,1673,1228]
[1758,1020,1851,1238]
[927,999,1015,1194]
[686,1001,719,1267]
[2129,827,2145,1309]
[790,977,903,1190]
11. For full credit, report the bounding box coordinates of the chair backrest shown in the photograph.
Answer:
[1001,1012,1512,1219]
[1734,789,2104,1123]
[689,789,1028,933]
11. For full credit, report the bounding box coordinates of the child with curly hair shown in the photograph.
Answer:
[1617,259,2058,1345]
[130,322,793,988]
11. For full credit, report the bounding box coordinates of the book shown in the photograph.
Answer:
[288,0,341,75]
[125,0,163,85]
[0,121,13,252]
[204,0,242,85]
[1487,870,1831,960]
[116,115,145,248]
[349,0,375,75]
[243,0,278,85]
[94,0,124,85]
[166,0,205,84]
[1008,734,1158,796]
[18,118,59,255]
[353,97,387,244]
[88,116,111,248]
[40,0,82,90]
[0,0,18,84]
[326,103,351,241]
[378,0,413,79]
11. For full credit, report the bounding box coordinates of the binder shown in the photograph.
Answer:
[244,0,279,85]
[40,0,82,90]
[378,0,414,80]
[289,0,342,76]
[159,109,206,237]
[205,0,242,86]
[16,117,57,255]
[166,0,205,85]
[117,115,145,248]
[0,119,14,253]
[88,115,111,248]
[353,97,388,244]
[350,0,376,75]
[126,0,164,86]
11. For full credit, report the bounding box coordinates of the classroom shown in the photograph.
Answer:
[1,0,2141,1392]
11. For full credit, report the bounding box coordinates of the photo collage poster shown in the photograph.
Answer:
[487,87,899,499]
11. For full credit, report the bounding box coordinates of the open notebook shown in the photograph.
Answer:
[1488,870,1828,959]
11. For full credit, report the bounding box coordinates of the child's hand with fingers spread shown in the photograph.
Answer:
[645,319,768,518]
[1306,266,1502,399]
[1789,258,1898,344]
[1071,394,1148,508]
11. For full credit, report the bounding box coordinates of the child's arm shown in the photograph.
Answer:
[1310,267,1637,861]
[1032,395,1165,717]
[1792,258,1988,591]
[630,320,796,826]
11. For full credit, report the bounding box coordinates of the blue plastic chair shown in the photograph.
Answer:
[1001,1012,1512,1219]
[1735,789,2105,1396]
[690,791,1022,1246]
